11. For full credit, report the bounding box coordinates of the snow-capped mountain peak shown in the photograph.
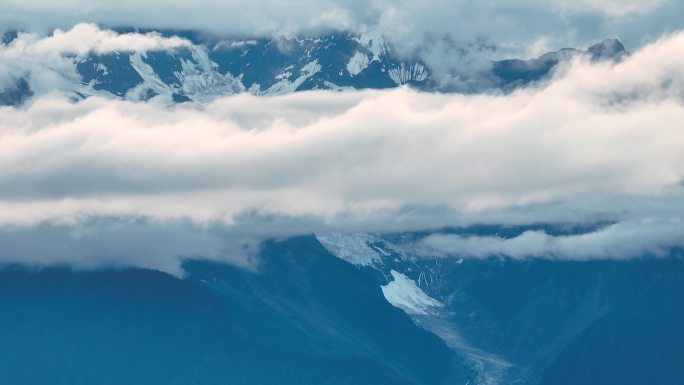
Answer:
[0,27,627,106]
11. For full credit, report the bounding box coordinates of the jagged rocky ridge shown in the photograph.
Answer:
[0,28,626,105]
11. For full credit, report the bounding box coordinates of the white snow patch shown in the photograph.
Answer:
[381,270,443,315]
[95,63,109,75]
[357,31,387,62]
[315,232,380,266]
[130,52,173,96]
[346,51,370,76]
[213,40,258,50]
[371,244,391,256]
[299,60,321,76]
[175,46,245,101]
[260,59,321,95]
[322,81,354,91]
[130,47,245,103]
[275,71,293,80]
[388,63,429,85]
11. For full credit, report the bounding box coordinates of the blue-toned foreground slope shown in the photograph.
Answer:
[1,232,682,384]
[0,236,469,385]
[317,227,684,385]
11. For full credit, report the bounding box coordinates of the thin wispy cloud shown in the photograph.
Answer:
[413,218,684,261]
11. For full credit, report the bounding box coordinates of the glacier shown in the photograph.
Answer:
[381,270,443,315]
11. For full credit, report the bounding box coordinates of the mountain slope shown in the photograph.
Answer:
[0,235,471,385]
[74,31,430,102]
[317,228,684,385]
[1,227,680,385]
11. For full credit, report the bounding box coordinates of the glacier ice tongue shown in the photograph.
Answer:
[381,270,443,315]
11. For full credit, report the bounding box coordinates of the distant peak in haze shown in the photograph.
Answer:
[492,38,628,89]
[587,38,628,61]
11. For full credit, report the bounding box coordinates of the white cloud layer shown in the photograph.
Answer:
[2,0,684,60]
[0,24,190,94]
[2,29,684,273]
[12,23,190,55]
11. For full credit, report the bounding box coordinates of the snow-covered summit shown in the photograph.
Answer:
[71,31,432,103]
[0,27,627,105]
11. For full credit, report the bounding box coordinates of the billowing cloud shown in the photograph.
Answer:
[10,23,190,55]
[1,29,684,273]
[0,218,259,277]
[0,24,190,94]
[2,0,684,61]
